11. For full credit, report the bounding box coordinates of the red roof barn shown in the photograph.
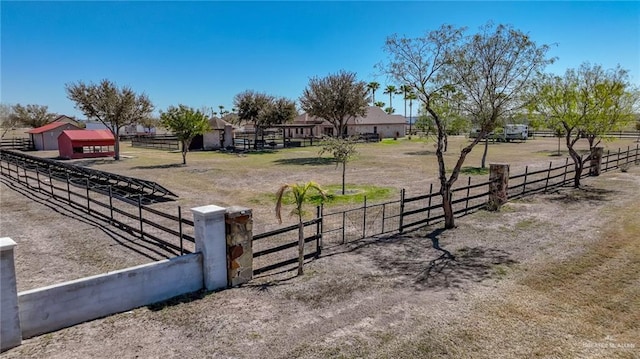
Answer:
[58,130,115,159]
[28,122,82,151]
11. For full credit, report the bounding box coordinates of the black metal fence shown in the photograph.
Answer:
[0,157,195,256]
[131,135,180,151]
[0,138,34,151]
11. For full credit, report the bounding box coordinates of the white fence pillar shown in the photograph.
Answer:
[192,205,228,291]
[1,238,21,352]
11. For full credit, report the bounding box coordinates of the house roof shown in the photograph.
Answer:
[209,117,233,130]
[28,122,75,134]
[293,106,406,126]
[61,129,115,142]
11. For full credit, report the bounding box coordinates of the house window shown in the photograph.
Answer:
[373,126,377,134]
[73,147,83,153]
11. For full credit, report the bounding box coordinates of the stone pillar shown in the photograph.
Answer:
[488,163,510,211]
[192,205,228,291]
[225,206,253,287]
[590,147,604,176]
[1,238,22,352]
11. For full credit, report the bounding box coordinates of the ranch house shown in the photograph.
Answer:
[289,106,407,139]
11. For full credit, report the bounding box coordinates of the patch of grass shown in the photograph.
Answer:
[459,166,490,175]
[254,184,395,208]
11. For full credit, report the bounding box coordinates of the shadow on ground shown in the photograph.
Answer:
[272,157,334,166]
[547,185,619,204]
[336,228,517,291]
[131,163,185,170]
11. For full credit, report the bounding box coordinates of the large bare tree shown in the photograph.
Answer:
[66,79,153,160]
[300,70,368,138]
[380,23,553,229]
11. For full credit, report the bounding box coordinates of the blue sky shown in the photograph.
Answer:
[2,1,639,119]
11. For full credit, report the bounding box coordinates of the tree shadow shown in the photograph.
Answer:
[405,150,436,156]
[130,163,185,170]
[334,228,517,291]
[272,157,335,166]
[547,185,619,204]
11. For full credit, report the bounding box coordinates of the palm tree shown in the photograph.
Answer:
[383,85,401,111]
[275,182,326,276]
[218,105,225,116]
[367,82,380,104]
[374,101,385,108]
[406,91,418,134]
[399,84,412,120]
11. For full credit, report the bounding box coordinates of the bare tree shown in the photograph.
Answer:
[380,23,553,229]
[66,79,153,160]
[300,70,369,138]
[10,104,57,128]
[0,104,19,138]
[449,23,555,169]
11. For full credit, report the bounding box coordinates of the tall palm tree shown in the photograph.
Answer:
[374,101,385,108]
[367,82,380,104]
[406,91,418,134]
[218,105,225,116]
[399,84,412,119]
[275,182,326,276]
[383,85,401,111]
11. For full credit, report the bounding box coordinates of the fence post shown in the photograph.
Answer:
[178,206,183,255]
[544,161,552,192]
[563,158,569,184]
[604,150,610,171]
[138,194,144,239]
[316,205,322,257]
[0,238,22,352]
[589,147,603,176]
[362,196,367,239]
[636,144,639,163]
[426,183,433,226]
[381,203,386,234]
[66,171,71,203]
[224,206,253,287]
[616,148,621,168]
[35,166,41,191]
[398,189,405,233]
[48,168,54,196]
[191,205,228,290]
[522,166,528,196]
[342,211,346,244]
[85,178,90,213]
[488,163,510,211]
[464,176,471,215]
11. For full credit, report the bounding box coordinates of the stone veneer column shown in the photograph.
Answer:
[191,205,228,291]
[590,147,604,176]
[225,206,253,287]
[1,238,22,352]
[488,163,510,211]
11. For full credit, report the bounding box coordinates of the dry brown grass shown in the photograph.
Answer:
[2,137,639,358]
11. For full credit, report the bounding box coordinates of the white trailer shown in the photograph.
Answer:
[504,124,528,141]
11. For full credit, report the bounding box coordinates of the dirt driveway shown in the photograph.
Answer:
[3,164,638,358]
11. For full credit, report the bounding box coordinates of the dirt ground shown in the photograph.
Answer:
[1,138,638,358]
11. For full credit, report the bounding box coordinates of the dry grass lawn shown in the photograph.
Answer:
[1,136,639,358]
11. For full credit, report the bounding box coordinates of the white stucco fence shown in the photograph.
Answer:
[18,253,203,339]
